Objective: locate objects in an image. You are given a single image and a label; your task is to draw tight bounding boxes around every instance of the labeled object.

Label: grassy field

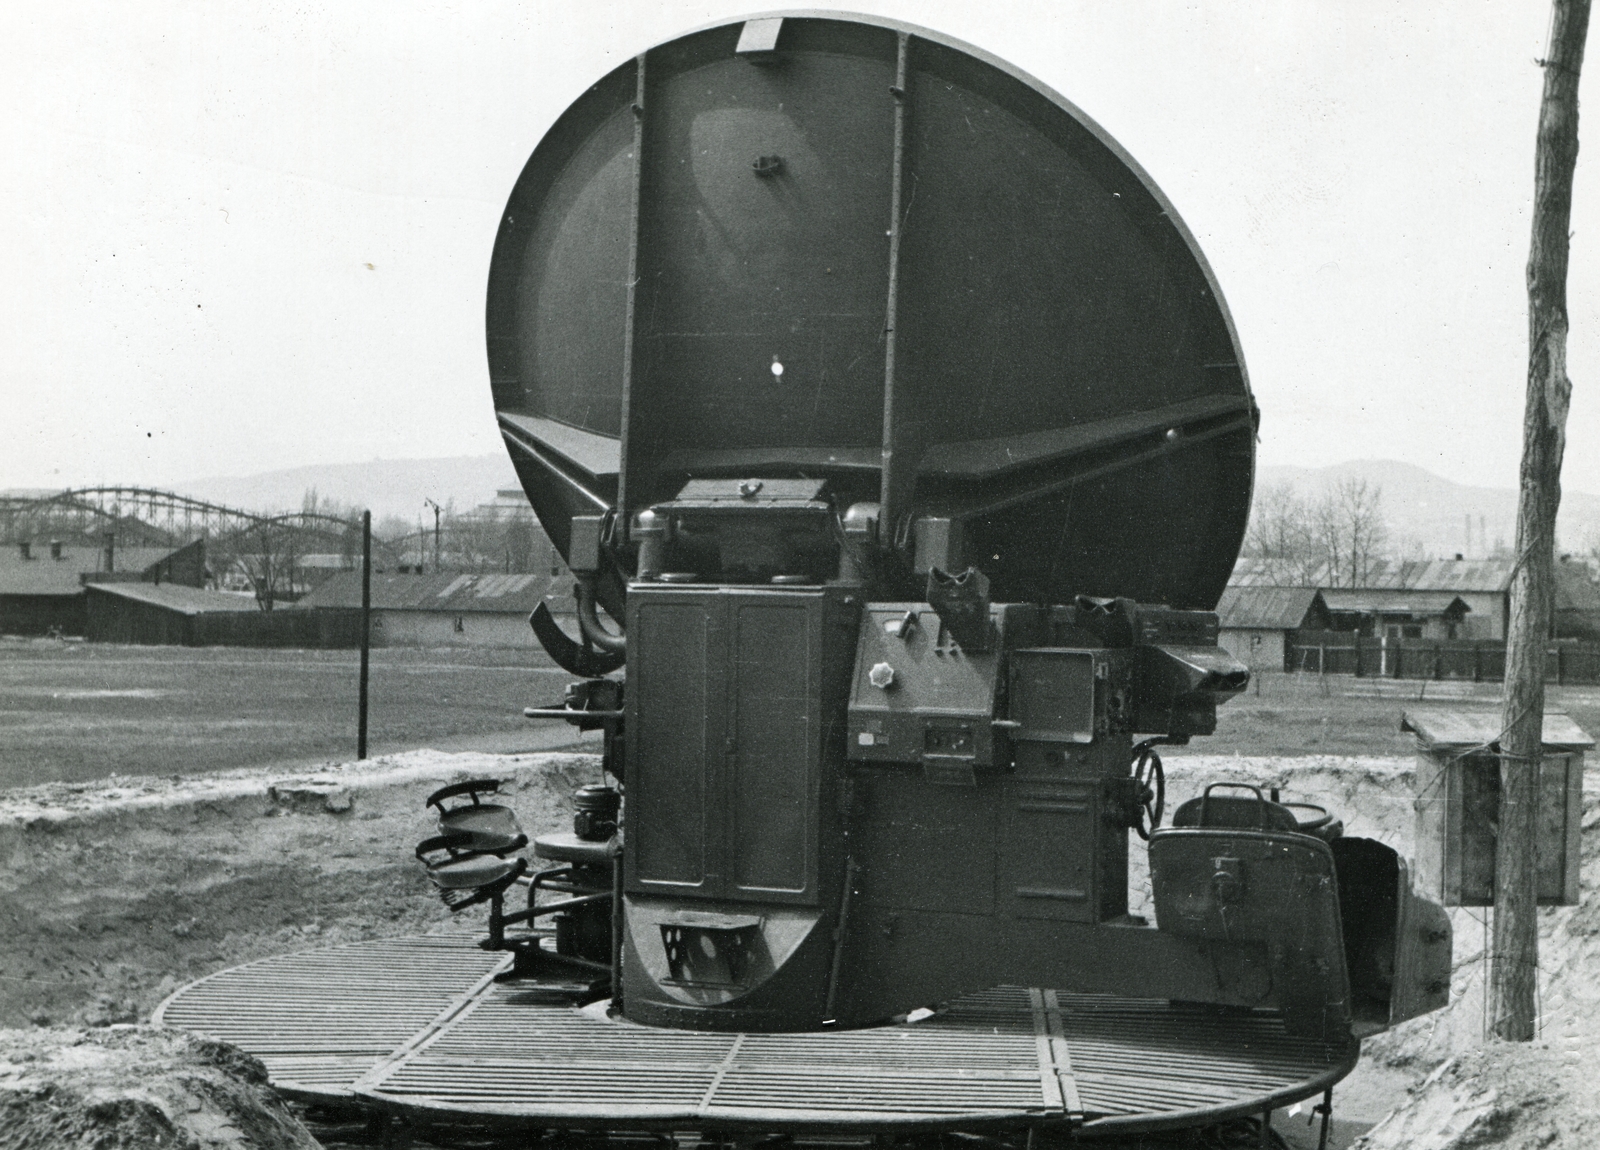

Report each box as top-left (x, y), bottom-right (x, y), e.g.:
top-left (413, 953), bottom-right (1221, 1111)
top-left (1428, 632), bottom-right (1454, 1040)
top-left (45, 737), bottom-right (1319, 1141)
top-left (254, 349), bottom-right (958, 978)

top-left (1185, 669), bottom-right (1600, 759)
top-left (0, 638), bottom-right (594, 788)
top-left (5, 638), bottom-right (1598, 789)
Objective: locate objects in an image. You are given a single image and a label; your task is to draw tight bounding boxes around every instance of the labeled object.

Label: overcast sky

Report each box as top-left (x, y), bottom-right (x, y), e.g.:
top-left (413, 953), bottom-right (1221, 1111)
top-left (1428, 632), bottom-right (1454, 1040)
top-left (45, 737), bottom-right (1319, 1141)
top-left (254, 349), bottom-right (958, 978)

top-left (4, 1), bottom-right (1597, 497)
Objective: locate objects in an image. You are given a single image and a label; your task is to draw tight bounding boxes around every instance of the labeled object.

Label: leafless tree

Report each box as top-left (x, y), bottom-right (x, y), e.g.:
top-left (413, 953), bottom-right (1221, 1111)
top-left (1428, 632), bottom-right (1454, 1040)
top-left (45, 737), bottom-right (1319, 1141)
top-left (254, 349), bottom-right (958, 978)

top-left (1242, 478), bottom-right (1392, 587)
top-left (1241, 483), bottom-right (1323, 585)
top-left (1313, 477), bottom-right (1389, 588)
top-left (429, 503), bottom-right (558, 574)
top-left (229, 522), bottom-right (297, 611)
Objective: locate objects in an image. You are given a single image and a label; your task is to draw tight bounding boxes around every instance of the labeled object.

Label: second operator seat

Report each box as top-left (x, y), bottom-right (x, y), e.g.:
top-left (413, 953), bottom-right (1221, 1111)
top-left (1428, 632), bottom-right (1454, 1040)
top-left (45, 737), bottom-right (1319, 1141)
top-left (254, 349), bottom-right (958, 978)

top-left (1148, 783), bottom-right (1349, 1040)
top-left (415, 779), bottom-right (529, 910)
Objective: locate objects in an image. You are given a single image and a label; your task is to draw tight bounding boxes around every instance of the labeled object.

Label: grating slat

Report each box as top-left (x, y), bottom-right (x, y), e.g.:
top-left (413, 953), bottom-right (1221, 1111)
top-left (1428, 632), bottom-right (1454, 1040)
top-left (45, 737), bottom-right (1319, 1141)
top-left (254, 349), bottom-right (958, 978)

top-left (155, 934), bottom-right (508, 1098)
top-left (159, 937), bottom-right (1355, 1132)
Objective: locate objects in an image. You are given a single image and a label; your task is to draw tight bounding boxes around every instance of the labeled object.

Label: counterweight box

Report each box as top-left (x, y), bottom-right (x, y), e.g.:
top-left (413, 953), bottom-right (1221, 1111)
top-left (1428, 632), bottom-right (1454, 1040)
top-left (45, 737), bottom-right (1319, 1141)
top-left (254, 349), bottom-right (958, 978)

top-left (1404, 707), bottom-right (1591, 907)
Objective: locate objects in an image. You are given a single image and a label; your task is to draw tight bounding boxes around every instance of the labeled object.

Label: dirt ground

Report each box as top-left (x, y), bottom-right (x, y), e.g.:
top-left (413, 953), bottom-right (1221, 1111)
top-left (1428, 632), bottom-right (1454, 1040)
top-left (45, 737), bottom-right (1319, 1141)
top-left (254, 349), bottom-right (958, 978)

top-left (1352, 1040), bottom-right (1600, 1150)
top-left (0, 750), bottom-right (600, 1031)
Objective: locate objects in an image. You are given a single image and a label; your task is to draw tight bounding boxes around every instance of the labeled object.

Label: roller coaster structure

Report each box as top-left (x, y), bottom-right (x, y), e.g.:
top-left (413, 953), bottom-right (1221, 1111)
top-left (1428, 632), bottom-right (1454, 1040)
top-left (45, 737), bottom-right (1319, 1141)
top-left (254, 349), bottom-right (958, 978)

top-left (0, 488), bottom-right (413, 602)
top-left (0, 487), bottom-right (358, 551)
top-left (0, 486), bottom-right (551, 592)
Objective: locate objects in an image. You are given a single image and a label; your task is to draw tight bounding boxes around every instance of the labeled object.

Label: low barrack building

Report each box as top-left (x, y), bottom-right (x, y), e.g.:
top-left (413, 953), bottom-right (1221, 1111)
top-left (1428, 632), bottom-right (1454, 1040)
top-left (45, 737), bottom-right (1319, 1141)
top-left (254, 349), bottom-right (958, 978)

top-left (1320, 588), bottom-right (1473, 641)
top-left (84, 581), bottom-right (364, 648)
top-left (0, 539), bottom-right (203, 637)
top-left (298, 570), bottom-right (566, 647)
top-left (1231, 556), bottom-right (1514, 639)
top-left (1215, 586), bottom-right (1329, 670)
top-left (84, 582), bottom-right (262, 645)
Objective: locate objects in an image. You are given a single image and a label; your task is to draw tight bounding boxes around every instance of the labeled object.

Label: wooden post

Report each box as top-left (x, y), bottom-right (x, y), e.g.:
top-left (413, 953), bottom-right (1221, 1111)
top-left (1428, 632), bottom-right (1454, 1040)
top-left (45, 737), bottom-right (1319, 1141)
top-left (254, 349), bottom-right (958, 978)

top-left (1494, 0), bottom-right (1590, 1043)
top-left (359, 510), bottom-right (372, 761)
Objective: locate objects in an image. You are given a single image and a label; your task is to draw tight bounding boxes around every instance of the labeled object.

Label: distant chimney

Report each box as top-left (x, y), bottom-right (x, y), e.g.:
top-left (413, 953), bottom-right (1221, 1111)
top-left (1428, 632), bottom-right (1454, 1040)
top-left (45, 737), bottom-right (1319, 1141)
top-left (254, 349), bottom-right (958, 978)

top-left (50, 540), bottom-right (62, 561)
top-left (18, 541), bottom-right (30, 560)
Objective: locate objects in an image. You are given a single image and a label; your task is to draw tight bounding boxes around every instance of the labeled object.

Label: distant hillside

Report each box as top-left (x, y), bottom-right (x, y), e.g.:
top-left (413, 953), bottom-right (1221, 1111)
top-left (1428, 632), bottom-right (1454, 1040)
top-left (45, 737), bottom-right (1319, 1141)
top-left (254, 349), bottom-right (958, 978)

top-left (169, 455), bottom-right (519, 523)
top-left (1255, 459), bottom-right (1600, 559)
top-left (164, 454), bottom-right (1600, 560)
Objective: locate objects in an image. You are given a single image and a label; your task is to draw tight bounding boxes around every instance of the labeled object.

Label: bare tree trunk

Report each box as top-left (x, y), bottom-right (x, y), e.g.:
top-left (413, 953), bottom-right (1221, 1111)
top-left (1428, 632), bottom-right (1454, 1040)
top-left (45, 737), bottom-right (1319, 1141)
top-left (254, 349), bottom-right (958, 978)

top-left (1494, 0), bottom-right (1590, 1042)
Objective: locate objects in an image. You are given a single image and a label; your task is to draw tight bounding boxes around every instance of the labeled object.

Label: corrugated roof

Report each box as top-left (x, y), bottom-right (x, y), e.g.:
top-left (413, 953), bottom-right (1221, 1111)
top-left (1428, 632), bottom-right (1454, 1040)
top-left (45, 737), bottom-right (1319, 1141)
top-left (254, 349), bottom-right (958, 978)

top-left (1216, 586), bottom-right (1323, 630)
top-left (85, 582), bottom-right (262, 616)
top-left (1231, 557), bottom-right (1515, 593)
top-left (0, 545), bottom-right (179, 597)
top-left (297, 570), bottom-right (553, 614)
top-left (1321, 589), bottom-right (1471, 616)
top-left (1401, 707), bottom-right (1593, 751)
top-left (1367, 559), bottom-right (1514, 593)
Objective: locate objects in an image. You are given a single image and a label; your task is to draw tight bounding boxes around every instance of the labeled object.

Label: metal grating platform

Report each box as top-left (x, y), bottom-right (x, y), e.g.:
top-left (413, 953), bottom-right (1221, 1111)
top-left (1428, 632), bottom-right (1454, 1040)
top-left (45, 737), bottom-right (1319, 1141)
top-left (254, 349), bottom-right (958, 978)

top-left (153, 935), bottom-right (507, 1100)
top-left (155, 936), bottom-right (1356, 1134)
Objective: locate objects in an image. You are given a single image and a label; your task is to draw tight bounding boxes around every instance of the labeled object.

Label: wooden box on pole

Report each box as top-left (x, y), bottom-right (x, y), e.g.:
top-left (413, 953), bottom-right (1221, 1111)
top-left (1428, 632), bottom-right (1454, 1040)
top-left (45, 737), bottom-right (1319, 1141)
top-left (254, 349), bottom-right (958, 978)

top-left (1404, 707), bottom-right (1589, 906)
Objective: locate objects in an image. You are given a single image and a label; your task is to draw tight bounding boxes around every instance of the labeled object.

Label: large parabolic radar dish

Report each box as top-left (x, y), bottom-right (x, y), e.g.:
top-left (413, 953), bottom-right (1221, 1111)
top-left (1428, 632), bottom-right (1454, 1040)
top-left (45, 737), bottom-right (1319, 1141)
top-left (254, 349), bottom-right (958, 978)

top-left (487, 11), bottom-right (1256, 609)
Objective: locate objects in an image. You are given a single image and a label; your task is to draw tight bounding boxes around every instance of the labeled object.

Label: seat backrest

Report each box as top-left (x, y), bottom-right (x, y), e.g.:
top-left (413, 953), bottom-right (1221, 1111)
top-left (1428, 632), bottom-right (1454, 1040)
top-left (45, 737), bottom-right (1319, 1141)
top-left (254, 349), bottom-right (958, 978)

top-left (1149, 825), bottom-right (1337, 944)
top-left (438, 803), bottom-right (525, 852)
top-left (1169, 783), bottom-right (1300, 834)
top-left (1148, 821), bottom-right (1350, 1038)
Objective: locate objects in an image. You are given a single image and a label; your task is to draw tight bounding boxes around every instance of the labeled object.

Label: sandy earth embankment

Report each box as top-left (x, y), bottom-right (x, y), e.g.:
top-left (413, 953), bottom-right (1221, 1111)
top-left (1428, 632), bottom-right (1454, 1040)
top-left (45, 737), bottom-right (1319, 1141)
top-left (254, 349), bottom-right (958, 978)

top-left (1, 1026), bottom-right (319, 1150)
top-left (0, 750), bottom-right (599, 1031)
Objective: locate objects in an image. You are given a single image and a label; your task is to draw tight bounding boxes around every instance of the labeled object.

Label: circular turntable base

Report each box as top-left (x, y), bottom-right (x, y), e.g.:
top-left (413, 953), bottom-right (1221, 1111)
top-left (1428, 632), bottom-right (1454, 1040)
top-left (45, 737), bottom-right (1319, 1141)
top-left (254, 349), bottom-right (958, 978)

top-left (155, 936), bottom-right (1354, 1136)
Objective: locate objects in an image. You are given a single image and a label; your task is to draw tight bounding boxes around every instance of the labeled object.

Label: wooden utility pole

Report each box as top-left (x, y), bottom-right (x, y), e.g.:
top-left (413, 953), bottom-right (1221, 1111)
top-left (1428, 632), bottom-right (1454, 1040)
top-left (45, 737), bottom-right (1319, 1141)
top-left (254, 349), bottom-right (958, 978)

top-left (359, 510), bottom-right (372, 761)
top-left (1493, 0), bottom-right (1590, 1042)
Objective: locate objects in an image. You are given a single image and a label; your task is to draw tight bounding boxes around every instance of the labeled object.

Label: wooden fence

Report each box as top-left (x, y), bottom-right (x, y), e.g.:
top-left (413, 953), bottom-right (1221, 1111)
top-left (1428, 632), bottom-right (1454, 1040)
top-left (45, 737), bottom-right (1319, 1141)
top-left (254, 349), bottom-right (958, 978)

top-left (1287, 630), bottom-right (1600, 685)
top-left (187, 607), bottom-right (364, 649)
top-left (85, 597), bottom-right (363, 648)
